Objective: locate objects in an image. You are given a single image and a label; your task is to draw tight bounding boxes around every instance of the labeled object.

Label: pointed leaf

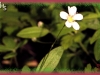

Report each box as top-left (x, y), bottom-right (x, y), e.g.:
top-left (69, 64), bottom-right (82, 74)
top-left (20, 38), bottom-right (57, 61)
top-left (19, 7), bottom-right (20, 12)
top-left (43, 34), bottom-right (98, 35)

top-left (69, 43), bottom-right (80, 52)
top-left (7, 5), bottom-right (18, 12)
top-left (61, 34), bottom-right (74, 50)
top-left (21, 66), bottom-right (31, 72)
top-left (3, 52), bottom-right (16, 59)
top-left (74, 32), bottom-right (85, 43)
top-left (94, 39), bottom-right (100, 61)
top-left (17, 27), bottom-right (49, 38)
top-left (36, 46), bottom-right (64, 72)
top-left (0, 11), bottom-right (29, 19)
top-left (0, 45), bottom-right (14, 52)
top-left (15, 40), bottom-right (28, 50)
top-left (52, 9), bottom-right (62, 23)
top-left (51, 23), bottom-right (74, 38)
top-left (90, 29), bottom-right (100, 44)
top-left (83, 12), bottom-right (100, 20)
top-left (84, 64), bottom-right (92, 72)
top-left (2, 36), bottom-right (16, 49)
top-left (87, 19), bottom-right (100, 30)
top-left (70, 56), bottom-right (83, 69)
top-left (4, 26), bottom-right (19, 35)
top-left (56, 51), bottom-right (75, 70)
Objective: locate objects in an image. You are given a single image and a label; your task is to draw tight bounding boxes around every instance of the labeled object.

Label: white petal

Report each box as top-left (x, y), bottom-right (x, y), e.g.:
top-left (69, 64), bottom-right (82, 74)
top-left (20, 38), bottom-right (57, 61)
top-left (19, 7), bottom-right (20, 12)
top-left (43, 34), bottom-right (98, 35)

top-left (72, 22), bottom-right (80, 30)
top-left (73, 14), bottom-right (83, 20)
top-left (68, 6), bottom-right (77, 16)
top-left (65, 21), bottom-right (72, 28)
top-left (60, 11), bottom-right (68, 20)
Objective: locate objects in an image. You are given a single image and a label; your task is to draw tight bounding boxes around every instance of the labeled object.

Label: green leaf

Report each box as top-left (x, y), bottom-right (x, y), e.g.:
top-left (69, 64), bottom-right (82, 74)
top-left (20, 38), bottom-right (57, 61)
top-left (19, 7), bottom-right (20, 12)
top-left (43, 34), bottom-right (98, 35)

top-left (0, 45), bottom-right (14, 52)
top-left (93, 4), bottom-right (100, 11)
top-left (87, 19), bottom-right (100, 30)
top-left (0, 22), bottom-right (2, 29)
top-left (94, 39), bottom-right (100, 61)
top-left (20, 15), bottom-right (37, 26)
top-left (1, 17), bottom-right (20, 25)
top-left (74, 32), bottom-right (85, 43)
top-left (21, 66), bottom-right (31, 72)
top-left (81, 12), bottom-right (100, 30)
top-left (17, 27), bottom-right (49, 38)
top-left (3, 52), bottom-right (16, 59)
top-left (84, 64), bottom-right (92, 72)
top-left (70, 56), bottom-right (83, 69)
top-left (0, 11), bottom-right (28, 19)
top-left (83, 12), bottom-right (100, 19)
top-left (48, 4), bottom-right (55, 10)
top-left (36, 46), bottom-right (64, 72)
top-left (51, 22), bottom-right (74, 38)
top-left (0, 37), bottom-right (22, 52)
top-left (61, 34), bottom-right (74, 50)
top-left (90, 29), bottom-right (100, 44)
top-left (82, 19), bottom-right (100, 30)
top-left (79, 12), bottom-right (100, 30)
top-left (42, 8), bottom-right (51, 18)
top-left (0, 11), bottom-right (30, 28)
top-left (84, 39), bottom-right (90, 48)
top-left (69, 43), bottom-right (80, 52)
top-left (78, 22), bottom-right (88, 31)
top-left (7, 5), bottom-right (18, 12)
top-left (2, 36), bottom-right (17, 49)
top-left (56, 50), bottom-right (75, 70)
top-left (4, 26), bottom-right (19, 35)
top-left (52, 9), bottom-right (62, 23)
top-left (15, 40), bottom-right (28, 49)
top-left (92, 67), bottom-right (98, 72)
top-left (30, 5), bottom-right (38, 17)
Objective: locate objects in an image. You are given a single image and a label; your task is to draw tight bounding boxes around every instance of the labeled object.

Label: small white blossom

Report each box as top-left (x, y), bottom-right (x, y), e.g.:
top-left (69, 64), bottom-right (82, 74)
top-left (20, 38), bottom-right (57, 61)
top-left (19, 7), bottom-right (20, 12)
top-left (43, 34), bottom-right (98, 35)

top-left (38, 21), bottom-right (43, 27)
top-left (60, 6), bottom-right (83, 30)
top-left (32, 37), bottom-right (37, 42)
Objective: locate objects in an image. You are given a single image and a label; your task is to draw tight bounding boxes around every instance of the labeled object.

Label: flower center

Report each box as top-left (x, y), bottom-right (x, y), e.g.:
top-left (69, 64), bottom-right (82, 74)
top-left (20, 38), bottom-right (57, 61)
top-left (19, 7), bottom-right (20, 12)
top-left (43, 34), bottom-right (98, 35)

top-left (67, 16), bottom-right (74, 23)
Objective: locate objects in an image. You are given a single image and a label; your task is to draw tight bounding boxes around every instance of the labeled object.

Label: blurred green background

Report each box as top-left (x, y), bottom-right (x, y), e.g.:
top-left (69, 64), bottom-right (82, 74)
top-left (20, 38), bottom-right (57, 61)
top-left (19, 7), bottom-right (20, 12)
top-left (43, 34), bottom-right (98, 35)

top-left (0, 3), bottom-right (100, 72)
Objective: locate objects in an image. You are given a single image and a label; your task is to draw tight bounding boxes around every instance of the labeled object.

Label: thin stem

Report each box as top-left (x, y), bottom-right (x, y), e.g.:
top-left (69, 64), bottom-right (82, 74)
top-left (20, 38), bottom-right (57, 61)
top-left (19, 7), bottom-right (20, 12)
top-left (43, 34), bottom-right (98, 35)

top-left (40, 25), bottom-right (65, 69)
top-left (36, 40), bottom-right (53, 44)
top-left (14, 56), bottom-right (19, 68)
top-left (50, 25), bottom-right (65, 50)
top-left (79, 42), bottom-right (97, 65)
top-left (10, 58), bottom-right (13, 67)
top-left (79, 42), bottom-right (89, 55)
top-left (94, 6), bottom-right (100, 15)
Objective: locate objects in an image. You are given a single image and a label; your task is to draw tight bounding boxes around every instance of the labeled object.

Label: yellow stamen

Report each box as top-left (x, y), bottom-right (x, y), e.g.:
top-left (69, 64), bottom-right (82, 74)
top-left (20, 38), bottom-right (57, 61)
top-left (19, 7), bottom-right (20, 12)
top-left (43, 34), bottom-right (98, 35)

top-left (68, 16), bottom-right (74, 22)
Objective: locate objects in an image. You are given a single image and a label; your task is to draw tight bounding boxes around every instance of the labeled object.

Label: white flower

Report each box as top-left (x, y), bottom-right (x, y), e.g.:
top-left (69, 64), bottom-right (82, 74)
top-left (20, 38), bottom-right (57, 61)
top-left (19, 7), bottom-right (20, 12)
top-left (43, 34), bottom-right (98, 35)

top-left (60, 6), bottom-right (83, 30)
top-left (38, 21), bottom-right (43, 27)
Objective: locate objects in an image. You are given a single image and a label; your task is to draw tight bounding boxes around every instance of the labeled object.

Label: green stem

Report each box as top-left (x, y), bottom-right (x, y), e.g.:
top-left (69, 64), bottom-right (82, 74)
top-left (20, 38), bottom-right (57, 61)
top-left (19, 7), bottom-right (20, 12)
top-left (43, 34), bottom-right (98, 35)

top-left (79, 42), bottom-right (97, 65)
top-left (50, 25), bottom-right (65, 50)
top-left (94, 6), bottom-right (100, 15)
top-left (14, 56), bottom-right (19, 68)
top-left (10, 58), bottom-right (13, 67)
top-left (36, 40), bottom-right (53, 44)
top-left (40, 25), bottom-right (65, 69)
top-left (79, 42), bottom-right (89, 55)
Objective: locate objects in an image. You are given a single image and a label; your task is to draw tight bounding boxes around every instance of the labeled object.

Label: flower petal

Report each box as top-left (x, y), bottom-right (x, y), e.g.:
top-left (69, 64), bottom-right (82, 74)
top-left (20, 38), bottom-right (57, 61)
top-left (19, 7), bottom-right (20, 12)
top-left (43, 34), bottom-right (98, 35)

top-left (65, 21), bottom-right (72, 28)
top-left (60, 11), bottom-right (68, 20)
top-left (68, 6), bottom-right (77, 16)
top-left (73, 14), bottom-right (83, 20)
top-left (72, 22), bottom-right (80, 30)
